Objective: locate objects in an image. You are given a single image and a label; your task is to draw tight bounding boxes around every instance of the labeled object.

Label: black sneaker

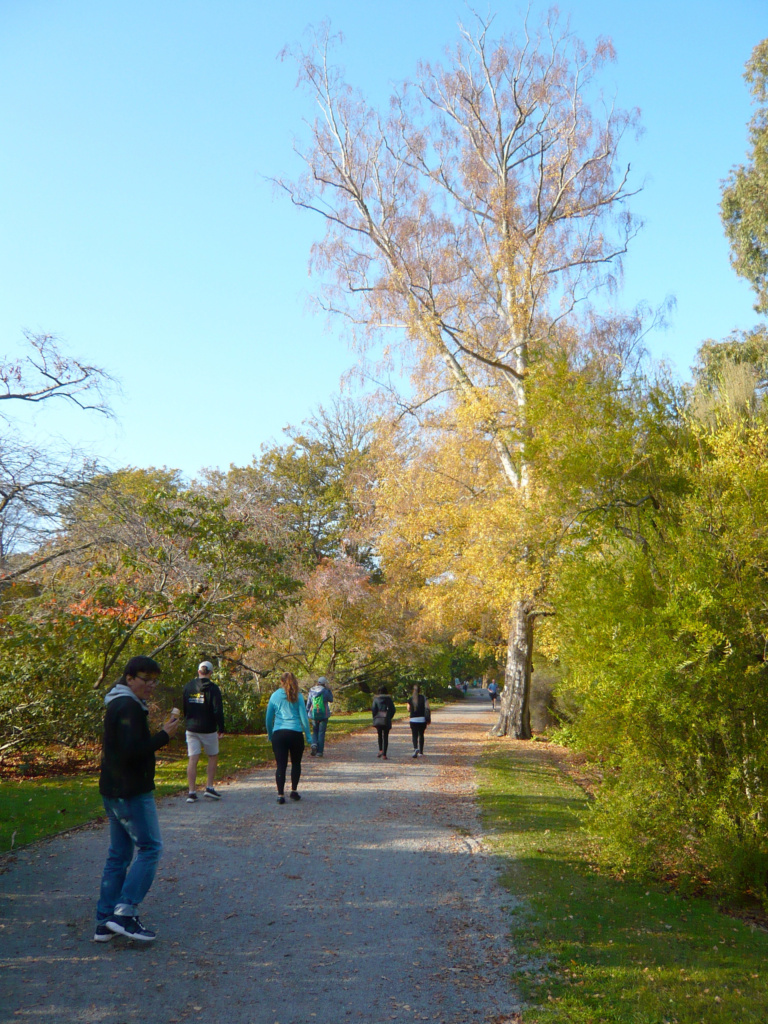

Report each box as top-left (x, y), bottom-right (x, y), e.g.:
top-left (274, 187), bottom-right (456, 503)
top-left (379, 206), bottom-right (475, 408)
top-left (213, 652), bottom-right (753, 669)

top-left (186, 792), bottom-right (198, 803)
top-left (93, 922), bottom-right (114, 943)
top-left (289, 791), bottom-right (301, 801)
top-left (277, 795), bottom-right (286, 804)
top-left (203, 787), bottom-right (221, 800)
top-left (106, 914), bottom-right (157, 942)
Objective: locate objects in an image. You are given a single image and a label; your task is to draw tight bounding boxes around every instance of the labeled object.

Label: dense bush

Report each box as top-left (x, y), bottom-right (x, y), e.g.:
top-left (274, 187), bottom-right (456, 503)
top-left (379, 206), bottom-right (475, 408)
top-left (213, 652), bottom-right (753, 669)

top-left (551, 421), bottom-right (768, 901)
top-left (218, 677), bottom-right (269, 733)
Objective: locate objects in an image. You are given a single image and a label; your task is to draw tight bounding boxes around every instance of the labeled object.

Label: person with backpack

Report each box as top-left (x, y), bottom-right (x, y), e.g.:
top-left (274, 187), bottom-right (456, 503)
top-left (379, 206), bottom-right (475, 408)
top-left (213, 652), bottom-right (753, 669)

top-left (266, 671), bottom-right (313, 804)
top-left (305, 675), bottom-right (334, 758)
top-left (371, 685), bottom-right (396, 759)
top-left (182, 661), bottom-right (225, 802)
top-left (407, 684), bottom-right (431, 758)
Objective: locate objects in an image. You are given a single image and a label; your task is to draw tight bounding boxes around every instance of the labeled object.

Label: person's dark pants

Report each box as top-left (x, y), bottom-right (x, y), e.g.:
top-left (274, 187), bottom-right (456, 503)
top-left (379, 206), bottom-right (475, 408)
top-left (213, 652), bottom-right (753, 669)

top-left (271, 729), bottom-right (305, 795)
top-left (410, 723), bottom-right (426, 753)
top-left (375, 724), bottom-right (391, 755)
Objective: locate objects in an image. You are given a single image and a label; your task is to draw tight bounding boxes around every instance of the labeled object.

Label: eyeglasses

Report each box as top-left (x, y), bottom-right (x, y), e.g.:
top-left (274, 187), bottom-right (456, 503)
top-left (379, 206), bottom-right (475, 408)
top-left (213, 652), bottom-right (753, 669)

top-left (135, 674), bottom-right (160, 685)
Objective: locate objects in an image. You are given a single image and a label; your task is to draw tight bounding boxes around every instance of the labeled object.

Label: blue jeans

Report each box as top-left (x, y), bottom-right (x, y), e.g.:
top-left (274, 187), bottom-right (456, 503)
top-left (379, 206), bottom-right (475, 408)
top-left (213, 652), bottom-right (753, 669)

top-left (96, 793), bottom-right (163, 922)
top-left (311, 718), bottom-right (328, 754)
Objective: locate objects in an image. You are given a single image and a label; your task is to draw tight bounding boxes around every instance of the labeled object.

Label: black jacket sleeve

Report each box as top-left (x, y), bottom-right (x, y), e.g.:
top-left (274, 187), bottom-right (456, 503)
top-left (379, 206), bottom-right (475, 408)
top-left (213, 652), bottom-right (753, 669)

top-left (211, 683), bottom-right (225, 733)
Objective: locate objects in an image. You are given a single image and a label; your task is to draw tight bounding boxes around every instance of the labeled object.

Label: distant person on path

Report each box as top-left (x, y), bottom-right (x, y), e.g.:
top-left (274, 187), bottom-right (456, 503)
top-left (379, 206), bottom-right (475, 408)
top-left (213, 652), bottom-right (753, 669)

top-left (305, 675), bottom-right (334, 757)
top-left (94, 655), bottom-right (179, 943)
top-left (183, 661), bottom-right (225, 803)
top-left (266, 671), bottom-right (313, 804)
top-left (371, 685), bottom-right (396, 759)
top-left (487, 679), bottom-right (499, 711)
top-left (407, 684), bottom-right (430, 758)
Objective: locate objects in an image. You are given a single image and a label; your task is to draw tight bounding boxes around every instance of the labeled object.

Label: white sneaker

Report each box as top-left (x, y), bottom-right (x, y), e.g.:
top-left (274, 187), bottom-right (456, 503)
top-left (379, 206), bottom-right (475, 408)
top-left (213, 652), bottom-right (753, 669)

top-left (412, 749), bottom-right (419, 758)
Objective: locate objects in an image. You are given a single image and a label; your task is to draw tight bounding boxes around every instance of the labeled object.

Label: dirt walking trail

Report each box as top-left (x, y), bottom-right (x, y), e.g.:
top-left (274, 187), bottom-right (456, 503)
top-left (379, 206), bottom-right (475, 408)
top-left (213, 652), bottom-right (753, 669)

top-left (0, 694), bottom-right (522, 1024)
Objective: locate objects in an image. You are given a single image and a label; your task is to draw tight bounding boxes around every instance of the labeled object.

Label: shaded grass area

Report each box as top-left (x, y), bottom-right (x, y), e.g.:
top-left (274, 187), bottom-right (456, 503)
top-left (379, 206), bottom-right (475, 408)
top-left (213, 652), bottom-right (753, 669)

top-left (0, 711), bottom-right (376, 852)
top-left (478, 742), bottom-right (768, 1024)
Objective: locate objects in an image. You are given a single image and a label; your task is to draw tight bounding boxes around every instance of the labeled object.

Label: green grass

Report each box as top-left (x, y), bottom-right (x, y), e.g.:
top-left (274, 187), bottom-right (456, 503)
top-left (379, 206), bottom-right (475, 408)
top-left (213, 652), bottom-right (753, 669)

top-left (477, 743), bottom-right (768, 1024)
top-left (0, 711), bottom-right (376, 852)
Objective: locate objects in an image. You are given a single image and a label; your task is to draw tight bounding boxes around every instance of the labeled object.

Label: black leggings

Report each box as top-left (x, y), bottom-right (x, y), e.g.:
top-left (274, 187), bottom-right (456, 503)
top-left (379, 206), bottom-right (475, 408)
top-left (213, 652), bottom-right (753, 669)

top-left (271, 729), bottom-right (305, 795)
top-left (410, 723), bottom-right (426, 753)
top-left (375, 724), bottom-right (391, 755)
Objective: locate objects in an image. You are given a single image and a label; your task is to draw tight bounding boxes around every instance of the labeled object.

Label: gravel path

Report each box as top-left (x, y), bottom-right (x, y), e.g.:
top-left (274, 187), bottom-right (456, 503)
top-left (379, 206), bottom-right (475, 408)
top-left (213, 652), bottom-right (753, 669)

top-left (0, 693), bottom-right (522, 1023)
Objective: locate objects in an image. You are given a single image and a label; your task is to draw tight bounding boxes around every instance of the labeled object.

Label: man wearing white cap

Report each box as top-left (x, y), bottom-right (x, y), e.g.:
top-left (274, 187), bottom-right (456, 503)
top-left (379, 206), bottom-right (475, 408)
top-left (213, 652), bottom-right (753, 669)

top-left (182, 661), bottom-right (225, 802)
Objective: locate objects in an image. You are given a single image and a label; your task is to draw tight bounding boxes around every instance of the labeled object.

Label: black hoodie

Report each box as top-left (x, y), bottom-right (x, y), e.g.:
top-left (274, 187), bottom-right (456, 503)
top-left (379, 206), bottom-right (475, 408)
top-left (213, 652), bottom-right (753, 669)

top-left (99, 685), bottom-right (169, 798)
top-left (182, 677), bottom-right (225, 734)
top-left (371, 694), bottom-right (396, 727)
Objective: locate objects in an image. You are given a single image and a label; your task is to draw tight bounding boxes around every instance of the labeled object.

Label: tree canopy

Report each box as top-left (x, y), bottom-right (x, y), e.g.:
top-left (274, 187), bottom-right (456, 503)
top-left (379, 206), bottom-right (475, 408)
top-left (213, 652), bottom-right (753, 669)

top-left (280, 10), bottom-right (647, 737)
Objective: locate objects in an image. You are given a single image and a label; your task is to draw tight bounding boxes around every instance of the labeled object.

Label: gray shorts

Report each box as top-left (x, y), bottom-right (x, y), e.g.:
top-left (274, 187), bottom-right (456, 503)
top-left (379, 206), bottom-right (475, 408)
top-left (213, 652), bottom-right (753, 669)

top-left (186, 731), bottom-right (219, 756)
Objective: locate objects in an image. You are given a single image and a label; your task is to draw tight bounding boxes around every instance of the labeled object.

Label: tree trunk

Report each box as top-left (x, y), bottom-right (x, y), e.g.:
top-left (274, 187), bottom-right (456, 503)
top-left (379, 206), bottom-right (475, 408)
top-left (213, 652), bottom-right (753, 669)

top-left (491, 599), bottom-right (533, 739)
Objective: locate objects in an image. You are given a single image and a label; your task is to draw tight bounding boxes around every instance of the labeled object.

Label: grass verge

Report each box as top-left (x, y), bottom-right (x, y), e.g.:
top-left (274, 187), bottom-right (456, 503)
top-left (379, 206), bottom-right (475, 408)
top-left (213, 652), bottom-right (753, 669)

top-left (0, 711), bottom-right (377, 853)
top-left (477, 741), bottom-right (768, 1024)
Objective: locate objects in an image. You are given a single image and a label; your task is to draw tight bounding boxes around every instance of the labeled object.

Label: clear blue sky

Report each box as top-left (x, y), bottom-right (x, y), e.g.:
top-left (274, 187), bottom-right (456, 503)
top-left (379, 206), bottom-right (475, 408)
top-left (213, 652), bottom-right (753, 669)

top-left (0, 0), bottom-right (764, 476)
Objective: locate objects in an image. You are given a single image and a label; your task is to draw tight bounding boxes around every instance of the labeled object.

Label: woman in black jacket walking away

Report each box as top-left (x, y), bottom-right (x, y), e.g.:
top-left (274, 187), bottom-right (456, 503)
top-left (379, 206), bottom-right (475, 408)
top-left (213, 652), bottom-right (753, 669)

top-left (408, 684), bottom-right (430, 758)
top-left (371, 685), bottom-right (396, 759)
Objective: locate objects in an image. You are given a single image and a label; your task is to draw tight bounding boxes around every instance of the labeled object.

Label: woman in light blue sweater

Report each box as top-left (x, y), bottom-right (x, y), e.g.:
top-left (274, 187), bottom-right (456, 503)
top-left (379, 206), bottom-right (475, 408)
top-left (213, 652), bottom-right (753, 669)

top-left (265, 672), bottom-right (313, 804)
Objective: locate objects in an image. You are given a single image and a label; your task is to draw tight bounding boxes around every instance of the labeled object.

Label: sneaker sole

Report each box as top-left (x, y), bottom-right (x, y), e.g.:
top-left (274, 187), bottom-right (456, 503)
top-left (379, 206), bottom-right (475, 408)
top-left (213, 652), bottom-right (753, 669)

top-left (93, 931), bottom-right (114, 943)
top-left (105, 921), bottom-right (156, 942)
top-left (203, 792), bottom-right (221, 799)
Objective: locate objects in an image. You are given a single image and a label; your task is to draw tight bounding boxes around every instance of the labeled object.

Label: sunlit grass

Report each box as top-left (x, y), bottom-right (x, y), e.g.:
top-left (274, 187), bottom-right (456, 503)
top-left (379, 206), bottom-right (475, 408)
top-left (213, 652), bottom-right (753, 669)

top-left (478, 744), bottom-right (768, 1023)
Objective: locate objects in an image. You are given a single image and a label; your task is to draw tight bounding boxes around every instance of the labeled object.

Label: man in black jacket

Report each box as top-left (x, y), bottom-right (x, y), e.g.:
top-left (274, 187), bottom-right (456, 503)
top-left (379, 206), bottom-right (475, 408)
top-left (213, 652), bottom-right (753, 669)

top-left (94, 656), bottom-right (179, 943)
top-left (183, 661), bottom-right (225, 802)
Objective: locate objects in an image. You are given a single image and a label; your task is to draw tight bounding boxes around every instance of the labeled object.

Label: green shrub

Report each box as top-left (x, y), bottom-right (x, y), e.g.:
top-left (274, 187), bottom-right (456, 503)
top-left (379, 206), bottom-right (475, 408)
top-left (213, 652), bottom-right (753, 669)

top-left (549, 422), bottom-right (768, 902)
top-left (219, 677), bottom-right (268, 733)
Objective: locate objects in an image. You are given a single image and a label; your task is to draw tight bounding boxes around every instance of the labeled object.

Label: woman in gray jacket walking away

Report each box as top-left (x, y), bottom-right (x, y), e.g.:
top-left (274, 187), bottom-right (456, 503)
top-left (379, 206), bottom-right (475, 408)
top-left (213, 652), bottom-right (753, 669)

top-left (371, 685), bottom-right (396, 759)
top-left (265, 672), bottom-right (313, 804)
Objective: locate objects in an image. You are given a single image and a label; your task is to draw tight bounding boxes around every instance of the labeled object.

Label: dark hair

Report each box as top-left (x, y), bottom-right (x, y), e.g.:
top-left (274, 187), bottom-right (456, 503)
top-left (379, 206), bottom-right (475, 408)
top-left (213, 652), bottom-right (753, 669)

top-left (377, 684), bottom-right (388, 695)
top-left (411, 683), bottom-right (421, 705)
top-left (121, 656), bottom-right (162, 683)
